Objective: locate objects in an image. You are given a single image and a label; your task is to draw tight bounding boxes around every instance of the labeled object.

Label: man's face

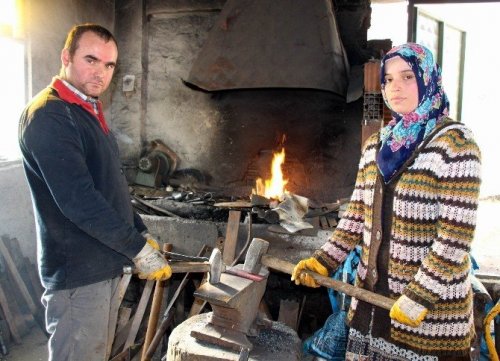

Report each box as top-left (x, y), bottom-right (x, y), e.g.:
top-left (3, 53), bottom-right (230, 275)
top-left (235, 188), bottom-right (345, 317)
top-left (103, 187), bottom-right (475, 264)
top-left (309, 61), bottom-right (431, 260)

top-left (61, 31), bottom-right (118, 98)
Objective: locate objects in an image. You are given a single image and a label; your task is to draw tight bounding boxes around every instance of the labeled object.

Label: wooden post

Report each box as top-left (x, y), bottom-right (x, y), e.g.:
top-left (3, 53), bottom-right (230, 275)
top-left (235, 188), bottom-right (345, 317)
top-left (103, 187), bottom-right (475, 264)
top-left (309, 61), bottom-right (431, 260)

top-left (0, 286), bottom-right (21, 344)
top-left (141, 243), bottom-right (172, 361)
top-left (222, 210), bottom-right (241, 265)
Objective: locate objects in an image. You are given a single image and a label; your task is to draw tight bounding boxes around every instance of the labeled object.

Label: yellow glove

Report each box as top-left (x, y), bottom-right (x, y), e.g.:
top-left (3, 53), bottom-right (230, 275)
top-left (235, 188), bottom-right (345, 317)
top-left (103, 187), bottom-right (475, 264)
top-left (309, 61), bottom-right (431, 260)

top-left (133, 236), bottom-right (172, 281)
top-left (389, 295), bottom-right (428, 327)
top-left (291, 257), bottom-right (328, 288)
top-left (145, 235), bottom-right (160, 250)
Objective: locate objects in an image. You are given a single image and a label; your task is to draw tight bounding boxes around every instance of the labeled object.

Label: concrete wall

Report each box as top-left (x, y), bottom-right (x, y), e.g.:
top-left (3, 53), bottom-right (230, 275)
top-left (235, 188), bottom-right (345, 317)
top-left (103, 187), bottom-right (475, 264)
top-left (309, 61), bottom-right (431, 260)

top-left (142, 215), bottom-right (327, 263)
top-left (111, 0), bottom-right (225, 162)
top-left (109, 0), bottom-right (146, 160)
top-left (0, 162), bottom-right (37, 261)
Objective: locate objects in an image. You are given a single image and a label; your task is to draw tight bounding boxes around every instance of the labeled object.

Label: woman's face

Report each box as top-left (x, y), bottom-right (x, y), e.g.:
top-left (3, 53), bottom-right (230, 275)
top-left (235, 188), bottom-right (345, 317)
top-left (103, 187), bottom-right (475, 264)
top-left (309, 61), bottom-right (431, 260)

top-left (383, 56), bottom-right (419, 114)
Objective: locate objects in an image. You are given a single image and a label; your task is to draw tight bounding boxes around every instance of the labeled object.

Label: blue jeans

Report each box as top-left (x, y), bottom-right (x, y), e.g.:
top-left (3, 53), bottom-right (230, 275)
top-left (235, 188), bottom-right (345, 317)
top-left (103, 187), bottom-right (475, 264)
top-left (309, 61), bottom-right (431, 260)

top-left (42, 278), bottom-right (120, 361)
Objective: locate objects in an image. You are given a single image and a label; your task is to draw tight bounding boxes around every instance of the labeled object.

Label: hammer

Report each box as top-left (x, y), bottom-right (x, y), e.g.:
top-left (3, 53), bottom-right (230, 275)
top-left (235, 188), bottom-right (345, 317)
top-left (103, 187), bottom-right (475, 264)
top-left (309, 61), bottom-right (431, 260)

top-left (246, 238), bottom-right (395, 311)
top-left (167, 247), bottom-right (223, 284)
top-left (167, 248), bottom-right (265, 284)
top-left (143, 238), bottom-right (271, 360)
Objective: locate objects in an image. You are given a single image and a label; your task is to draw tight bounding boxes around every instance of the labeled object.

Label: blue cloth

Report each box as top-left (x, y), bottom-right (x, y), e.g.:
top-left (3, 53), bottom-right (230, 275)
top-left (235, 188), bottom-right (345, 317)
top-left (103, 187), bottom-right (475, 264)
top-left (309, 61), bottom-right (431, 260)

top-left (303, 247), bottom-right (361, 360)
top-left (302, 311), bottom-right (349, 361)
top-left (377, 43), bottom-right (450, 183)
top-left (469, 255), bottom-right (496, 361)
top-left (479, 301), bottom-right (496, 361)
top-left (19, 84), bottom-right (146, 291)
top-left (328, 247), bottom-right (361, 313)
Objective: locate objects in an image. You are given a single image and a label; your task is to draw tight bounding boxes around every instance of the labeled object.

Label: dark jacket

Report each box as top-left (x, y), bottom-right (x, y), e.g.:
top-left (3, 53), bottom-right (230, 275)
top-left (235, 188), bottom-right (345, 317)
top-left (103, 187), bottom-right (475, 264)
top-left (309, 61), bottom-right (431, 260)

top-left (19, 84), bottom-right (145, 291)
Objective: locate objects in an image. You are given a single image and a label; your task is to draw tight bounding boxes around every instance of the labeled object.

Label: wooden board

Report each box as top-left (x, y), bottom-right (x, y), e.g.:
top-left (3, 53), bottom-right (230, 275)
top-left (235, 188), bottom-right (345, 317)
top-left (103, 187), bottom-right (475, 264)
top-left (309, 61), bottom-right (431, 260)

top-left (123, 280), bottom-right (155, 351)
top-left (278, 299), bottom-right (300, 331)
top-left (0, 238), bottom-right (38, 315)
top-left (222, 210), bottom-right (241, 266)
top-left (213, 201), bottom-right (252, 209)
top-left (0, 286), bottom-right (21, 344)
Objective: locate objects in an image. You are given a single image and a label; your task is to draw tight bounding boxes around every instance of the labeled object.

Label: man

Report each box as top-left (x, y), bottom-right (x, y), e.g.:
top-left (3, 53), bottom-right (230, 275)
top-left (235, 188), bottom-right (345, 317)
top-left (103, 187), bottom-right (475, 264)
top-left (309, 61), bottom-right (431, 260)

top-left (19, 24), bottom-right (171, 361)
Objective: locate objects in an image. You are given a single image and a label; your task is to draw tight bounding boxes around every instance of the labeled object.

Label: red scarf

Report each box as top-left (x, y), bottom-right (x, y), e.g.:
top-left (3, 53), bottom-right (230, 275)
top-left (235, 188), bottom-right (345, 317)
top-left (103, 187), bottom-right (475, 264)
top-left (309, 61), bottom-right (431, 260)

top-left (51, 78), bottom-right (110, 134)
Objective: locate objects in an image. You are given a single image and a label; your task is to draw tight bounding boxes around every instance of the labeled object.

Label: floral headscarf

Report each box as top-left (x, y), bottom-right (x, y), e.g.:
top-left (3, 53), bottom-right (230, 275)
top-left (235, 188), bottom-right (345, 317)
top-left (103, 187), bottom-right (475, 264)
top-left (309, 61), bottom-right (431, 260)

top-left (377, 43), bottom-right (450, 183)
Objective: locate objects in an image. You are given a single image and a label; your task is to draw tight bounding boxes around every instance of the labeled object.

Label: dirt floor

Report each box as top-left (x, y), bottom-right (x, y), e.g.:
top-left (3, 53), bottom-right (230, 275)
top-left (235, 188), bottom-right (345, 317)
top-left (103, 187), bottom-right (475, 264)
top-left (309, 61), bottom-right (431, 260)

top-left (0, 325), bottom-right (47, 361)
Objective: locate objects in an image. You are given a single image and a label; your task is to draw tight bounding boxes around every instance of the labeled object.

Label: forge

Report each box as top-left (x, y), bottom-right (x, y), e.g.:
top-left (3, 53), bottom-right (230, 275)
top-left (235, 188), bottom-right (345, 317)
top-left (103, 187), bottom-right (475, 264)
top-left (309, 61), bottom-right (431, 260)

top-left (131, 89), bottom-right (362, 201)
top-left (113, 1), bottom-right (388, 358)
top-left (201, 90), bottom-right (363, 201)
top-left (115, 0), bottom-right (381, 204)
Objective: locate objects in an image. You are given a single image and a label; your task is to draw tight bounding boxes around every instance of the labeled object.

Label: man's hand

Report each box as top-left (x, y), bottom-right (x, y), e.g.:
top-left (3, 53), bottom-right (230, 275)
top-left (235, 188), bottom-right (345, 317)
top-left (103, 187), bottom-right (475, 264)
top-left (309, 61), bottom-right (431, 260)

top-left (133, 236), bottom-right (172, 281)
top-left (291, 257), bottom-right (328, 287)
top-left (389, 295), bottom-right (428, 327)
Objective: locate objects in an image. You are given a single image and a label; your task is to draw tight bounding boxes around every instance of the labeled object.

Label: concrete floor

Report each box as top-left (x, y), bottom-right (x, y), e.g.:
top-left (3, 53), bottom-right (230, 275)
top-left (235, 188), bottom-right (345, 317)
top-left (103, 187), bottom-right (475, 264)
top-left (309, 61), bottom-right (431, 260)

top-left (0, 326), bottom-right (47, 361)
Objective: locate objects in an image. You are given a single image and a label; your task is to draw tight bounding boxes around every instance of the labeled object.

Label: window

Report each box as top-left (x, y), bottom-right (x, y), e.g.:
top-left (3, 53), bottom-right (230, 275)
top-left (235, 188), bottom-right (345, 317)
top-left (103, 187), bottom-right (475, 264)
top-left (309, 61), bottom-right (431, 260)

top-left (0, 0), bottom-right (25, 161)
top-left (414, 10), bottom-right (466, 121)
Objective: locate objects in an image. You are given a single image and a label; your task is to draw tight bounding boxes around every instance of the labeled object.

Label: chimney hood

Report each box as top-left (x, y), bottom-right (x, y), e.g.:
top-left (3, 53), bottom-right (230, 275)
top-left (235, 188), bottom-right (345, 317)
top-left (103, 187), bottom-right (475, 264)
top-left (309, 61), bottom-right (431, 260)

top-left (185, 0), bottom-right (351, 97)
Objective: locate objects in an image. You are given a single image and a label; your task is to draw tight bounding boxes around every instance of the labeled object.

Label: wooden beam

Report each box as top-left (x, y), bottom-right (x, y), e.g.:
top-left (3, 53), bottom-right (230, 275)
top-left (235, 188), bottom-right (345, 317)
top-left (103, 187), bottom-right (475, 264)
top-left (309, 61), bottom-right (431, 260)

top-left (0, 286), bottom-right (21, 344)
top-left (123, 280), bottom-right (155, 351)
top-left (222, 210), bottom-right (241, 265)
top-left (0, 238), bottom-right (38, 315)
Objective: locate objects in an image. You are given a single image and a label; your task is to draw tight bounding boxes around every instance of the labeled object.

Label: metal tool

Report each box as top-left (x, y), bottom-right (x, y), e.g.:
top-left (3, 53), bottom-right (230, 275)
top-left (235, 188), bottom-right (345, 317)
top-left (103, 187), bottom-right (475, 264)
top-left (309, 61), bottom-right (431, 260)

top-left (168, 248), bottom-right (223, 284)
top-left (190, 238), bottom-right (271, 352)
top-left (130, 247), bottom-right (222, 284)
top-left (164, 247), bottom-right (265, 284)
top-left (143, 240), bottom-right (269, 359)
top-left (260, 254), bottom-right (395, 311)
top-left (163, 251), bottom-right (208, 262)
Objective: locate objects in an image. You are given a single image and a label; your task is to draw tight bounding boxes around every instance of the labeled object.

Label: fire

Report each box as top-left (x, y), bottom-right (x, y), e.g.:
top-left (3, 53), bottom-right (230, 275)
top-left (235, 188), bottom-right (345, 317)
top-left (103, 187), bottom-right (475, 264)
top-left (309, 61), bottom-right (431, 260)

top-left (254, 148), bottom-right (288, 200)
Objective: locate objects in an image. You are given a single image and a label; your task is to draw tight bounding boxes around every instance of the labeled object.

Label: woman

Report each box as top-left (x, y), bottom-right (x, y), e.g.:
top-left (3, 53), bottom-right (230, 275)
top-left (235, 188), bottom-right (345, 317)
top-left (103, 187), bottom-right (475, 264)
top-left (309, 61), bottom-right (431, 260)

top-left (292, 43), bottom-right (481, 360)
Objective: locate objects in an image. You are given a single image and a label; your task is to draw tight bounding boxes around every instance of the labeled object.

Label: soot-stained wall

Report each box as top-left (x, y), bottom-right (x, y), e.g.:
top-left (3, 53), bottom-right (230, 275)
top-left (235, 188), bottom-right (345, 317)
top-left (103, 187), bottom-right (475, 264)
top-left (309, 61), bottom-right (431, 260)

top-left (111, 0), bottom-right (363, 202)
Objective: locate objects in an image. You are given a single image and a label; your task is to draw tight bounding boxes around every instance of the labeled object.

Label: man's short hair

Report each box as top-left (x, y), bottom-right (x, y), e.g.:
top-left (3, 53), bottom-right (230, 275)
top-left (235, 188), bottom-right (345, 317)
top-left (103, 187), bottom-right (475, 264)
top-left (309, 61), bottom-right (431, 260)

top-left (64, 23), bottom-right (117, 58)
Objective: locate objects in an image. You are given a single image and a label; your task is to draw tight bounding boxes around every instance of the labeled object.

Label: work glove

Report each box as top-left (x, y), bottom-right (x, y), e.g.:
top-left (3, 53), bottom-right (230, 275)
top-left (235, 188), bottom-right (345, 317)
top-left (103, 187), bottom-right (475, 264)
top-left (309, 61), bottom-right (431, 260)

top-left (291, 257), bottom-right (328, 288)
top-left (133, 236), bottom-right (172, 281)
top-left (389, 294), bottom-right (428, 327)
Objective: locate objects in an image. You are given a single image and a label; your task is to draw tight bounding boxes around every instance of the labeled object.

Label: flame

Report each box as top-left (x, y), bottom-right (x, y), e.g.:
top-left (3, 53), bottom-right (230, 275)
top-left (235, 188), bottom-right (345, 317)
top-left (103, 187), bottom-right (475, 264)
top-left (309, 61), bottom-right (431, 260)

top-left (253, 147), bottom-right (288, 199)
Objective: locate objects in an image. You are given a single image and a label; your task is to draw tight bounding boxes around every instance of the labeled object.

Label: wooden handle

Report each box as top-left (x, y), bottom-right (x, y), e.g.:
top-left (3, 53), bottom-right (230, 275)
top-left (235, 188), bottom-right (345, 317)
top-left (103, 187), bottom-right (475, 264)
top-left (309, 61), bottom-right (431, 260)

top-left (169, 261), bottom-right (210, 274)
top-left (144, 245), bottom-right (210, 360)
top-left (261, 254), bottom-right (395, 311)
top-left (141, 243), bottom-right (172, 361)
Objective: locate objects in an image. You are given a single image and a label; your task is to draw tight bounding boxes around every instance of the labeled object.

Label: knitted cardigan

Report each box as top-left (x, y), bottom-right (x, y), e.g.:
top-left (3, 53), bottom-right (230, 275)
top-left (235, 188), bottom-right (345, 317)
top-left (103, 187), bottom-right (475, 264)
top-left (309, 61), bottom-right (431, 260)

top-left (315, 122), bottom-right (481, 357)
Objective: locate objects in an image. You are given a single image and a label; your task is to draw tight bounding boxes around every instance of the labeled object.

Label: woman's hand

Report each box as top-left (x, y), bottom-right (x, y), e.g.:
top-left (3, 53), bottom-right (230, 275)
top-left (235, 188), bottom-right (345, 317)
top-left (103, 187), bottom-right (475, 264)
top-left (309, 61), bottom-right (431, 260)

top-left (390, 295), bottom-right (428, 327)
top-left (291, 257), bottom-right (328, 287)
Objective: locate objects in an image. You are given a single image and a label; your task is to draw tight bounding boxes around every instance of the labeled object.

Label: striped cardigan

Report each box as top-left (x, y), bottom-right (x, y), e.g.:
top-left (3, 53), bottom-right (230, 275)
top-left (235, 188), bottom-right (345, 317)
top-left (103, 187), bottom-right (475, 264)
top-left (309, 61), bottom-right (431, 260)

top-left (315, 122), bottom-right (481, 357)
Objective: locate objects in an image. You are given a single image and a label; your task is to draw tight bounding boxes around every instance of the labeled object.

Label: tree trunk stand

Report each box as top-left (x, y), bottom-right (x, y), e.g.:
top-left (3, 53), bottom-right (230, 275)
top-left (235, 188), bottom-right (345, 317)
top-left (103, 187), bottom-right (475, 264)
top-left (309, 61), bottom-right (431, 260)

top-left (166, 312), bottom-right (301, 361)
